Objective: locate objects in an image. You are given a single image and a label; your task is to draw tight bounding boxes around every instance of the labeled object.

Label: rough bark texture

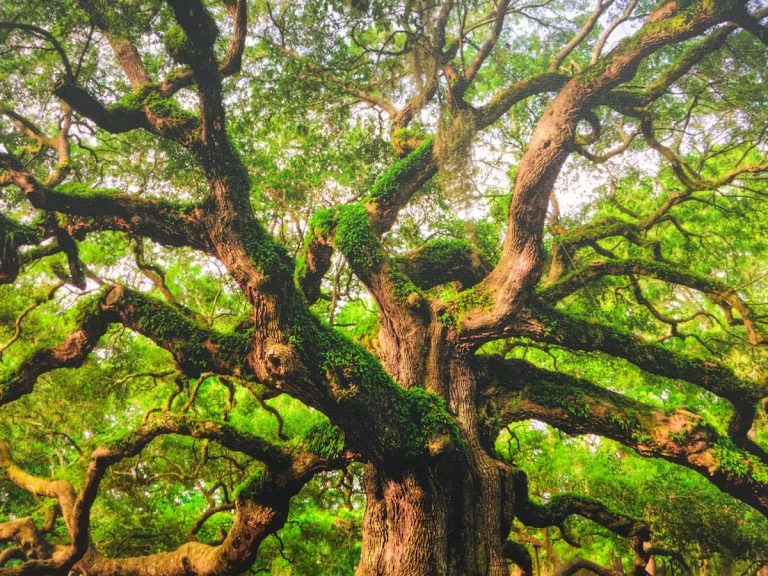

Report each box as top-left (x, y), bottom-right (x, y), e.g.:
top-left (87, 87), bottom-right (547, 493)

top-left (1, 1), bottom-right (767, 575)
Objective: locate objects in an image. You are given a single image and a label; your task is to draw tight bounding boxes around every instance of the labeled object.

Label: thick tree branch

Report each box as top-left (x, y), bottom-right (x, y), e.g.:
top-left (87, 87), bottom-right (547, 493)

top-left (0, 152), bottom-right (210, 251)
top-left (475, 73), bottom-right (569, 130)
top-left (0, 302), bottom-right (112, 408)
top-left (460, 0), bottom-right (746, 343)
top-left (296, 140), bottom-right (436, 303)
top-left (0, 286), bottom-right (254, 407)
top-left (52, 82), bottom-right (151, 133)
top-left (516, 303), bottom-right (768, 452)
top-left (509, 466), bottom-right (649, 540)
top-left (476, 355), bottom-right (768, 516)
top-left (0, 413), bottom-right (342, 576)
top-left (394, 238), bottom-right (491, 290)
top-left (100, 286), bottom-right (254, 378)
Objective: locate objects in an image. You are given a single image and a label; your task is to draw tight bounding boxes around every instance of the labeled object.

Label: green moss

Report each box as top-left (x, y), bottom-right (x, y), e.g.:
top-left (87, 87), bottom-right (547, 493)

top-left (713, 439), bottom-right (768, 484)
top-left (369, 138), bottom-right (433, 202)
top-left (631, 430), bottom-right (652, 444)
top-left (234, 468), bottom-right (269, 501)
top-left (238, 221), bottom-right (294, 285)
top-left (402, 387), bottom-right (464, 455)
top-left (608, 413), bottom-right (638, 434)
top-left (56, 182), bottom-right (115, 198)
top-left (285, 299), bottom-right (462, 459)
top-left (73, 292), bottom-right (105, 323)
top-left (438, 285), bottom-right (494, 328)
top-left (164, 24), bottom-right (190, 63)
top-left (530, 379), bottom-right (590, 418)
top-left (300, 420), bottom-right (346, 459)
top-left (387, 269), bottom-right (422, 302)
top-left (417, 238), bottom-right (472, 265)
top-left (307, 208), bottom-right (337, 238)
top-left (121, 290), bottom-right (251, 375)
top-left (334, 203), bottom-right (383, 274)
top-left (108, 83), bottom-right (198, 134)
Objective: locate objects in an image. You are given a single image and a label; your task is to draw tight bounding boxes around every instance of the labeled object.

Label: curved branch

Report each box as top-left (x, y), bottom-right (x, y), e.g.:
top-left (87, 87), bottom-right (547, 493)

top-left (99, 286), bottom-right (253, 378)
top-left (476, 355), bottom-right (768, 516)
top-left (509, 467), bottom-right (649, 540)
top-left (540, 257), bottom-right (767, 345)
top-left (394, 238), bottom-right (491, 290)
top-left (296, 140), bottom-right (436, 303)
top-left (0, 413), bottom-right (342, 576)
top-left (554, 558), bottom-right (622, 576)
top-left (475, 73), bottom-right (569, 130)
top-left (518, 303), bottom-right (768, 452)
top-left (459, 1), bottom-right (744, 343)
top-left (0, 153), bottom-right (210, 251)
top-left (0, 22), bottom-right (73, 79)
top-left (0, 301), bottom-right (112, 408)
top-left (0, 286), bottom-right (254, 407)
top-left (52, 82), bottom-right (150, 133)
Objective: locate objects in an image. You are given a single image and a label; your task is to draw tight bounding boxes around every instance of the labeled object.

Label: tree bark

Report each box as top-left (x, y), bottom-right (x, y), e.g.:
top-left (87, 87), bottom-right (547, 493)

top-left (354, 314), bottom-right (514, 576)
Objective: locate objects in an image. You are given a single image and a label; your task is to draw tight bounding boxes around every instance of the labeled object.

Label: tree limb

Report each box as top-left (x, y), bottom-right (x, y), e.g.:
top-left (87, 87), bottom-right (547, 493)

top-left (476, 355), bottom-right (768, 516)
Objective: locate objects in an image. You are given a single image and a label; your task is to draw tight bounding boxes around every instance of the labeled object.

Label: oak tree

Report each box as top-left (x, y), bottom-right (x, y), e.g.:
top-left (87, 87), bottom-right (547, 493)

top-left (1, 0), bottom-right (767, 574)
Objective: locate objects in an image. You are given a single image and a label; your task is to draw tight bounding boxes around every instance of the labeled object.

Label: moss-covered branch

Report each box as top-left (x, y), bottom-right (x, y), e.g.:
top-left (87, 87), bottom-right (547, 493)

top-left (0, 287), bottom-right (254, 408)
top-left (0, 412), bottom-right (342, 576)
top-left (53, 81), bottom-right (151, 133)
top-left (101, 286), bottom-right (253, 377)
top-left (476, 355), bottom-right (768, 516)
top-left (1, 153), bottom-right (210, 253)
top-left (267, 301), bottom-right (463, 464)
top-left (0, 300), bottom-right (113, 408)
top-left (394, 238), bottom-right (491, 290)
top-left (521, 303), bottom-right (767, 449)
top-left (463, 0), bottom-right (744, 343)
top-left (296, 140), bottom-right (436, 304)
top-left (0, 212), bottom-right (43, 284)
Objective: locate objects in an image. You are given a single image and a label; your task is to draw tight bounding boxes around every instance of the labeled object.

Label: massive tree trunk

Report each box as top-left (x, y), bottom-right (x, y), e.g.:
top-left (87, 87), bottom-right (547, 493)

top-left (2, 1), bottom-right (767, 575)
top-left (354, 313), bottom-right (513, 576)
top-left (356, 457), bottom-right (510, 576)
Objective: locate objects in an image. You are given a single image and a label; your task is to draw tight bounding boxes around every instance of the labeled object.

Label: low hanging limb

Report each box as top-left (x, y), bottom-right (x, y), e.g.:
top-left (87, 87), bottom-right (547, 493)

top-left (502, 466), bottom-right (650, 576)
top-left (0, 413), bottom-right (352, 576)
top-left (509, 467), bottom-right (649, 541)
top-left (476, 355), bottom-right (768, 516)
top-left (0, 286), bottom-right (254, 408)
top-left (507, 466), bottom-right (690, 576)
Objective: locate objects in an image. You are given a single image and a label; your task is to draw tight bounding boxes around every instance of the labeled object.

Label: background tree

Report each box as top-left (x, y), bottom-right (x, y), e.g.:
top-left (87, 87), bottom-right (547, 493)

top-left (1, 0), bottom-right (767, 575)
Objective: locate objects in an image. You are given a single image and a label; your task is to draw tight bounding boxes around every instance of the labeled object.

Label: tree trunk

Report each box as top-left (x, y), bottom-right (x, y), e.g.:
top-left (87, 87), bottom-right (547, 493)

top-left (355, 457), bottom-right (512, 576)
top-left (355, 333), bottom-right (514, 576)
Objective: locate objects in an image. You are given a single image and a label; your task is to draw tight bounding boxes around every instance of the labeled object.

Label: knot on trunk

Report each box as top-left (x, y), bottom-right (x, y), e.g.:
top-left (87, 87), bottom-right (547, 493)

top-left (264, 343), bottom-right (303, 384)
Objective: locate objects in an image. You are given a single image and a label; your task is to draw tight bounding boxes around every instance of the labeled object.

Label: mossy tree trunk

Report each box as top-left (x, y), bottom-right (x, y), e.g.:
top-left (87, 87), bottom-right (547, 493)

top-left (1, 1), bottom-right (767, 575)
top-left (354, 332), bottom-right (514, 576)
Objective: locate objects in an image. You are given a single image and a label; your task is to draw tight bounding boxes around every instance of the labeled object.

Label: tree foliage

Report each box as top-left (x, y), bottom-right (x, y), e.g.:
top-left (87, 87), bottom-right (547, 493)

top-left (0, 1), bottom-right (767, 575)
